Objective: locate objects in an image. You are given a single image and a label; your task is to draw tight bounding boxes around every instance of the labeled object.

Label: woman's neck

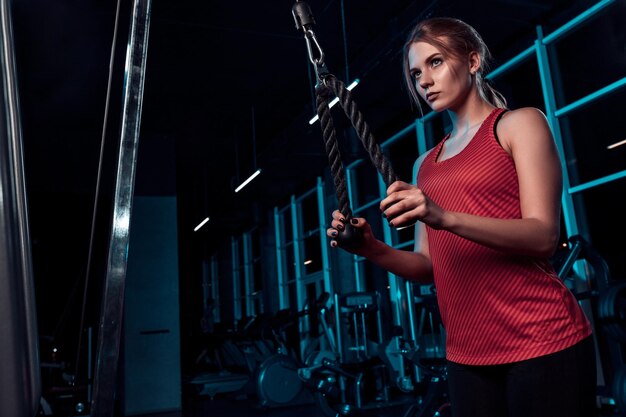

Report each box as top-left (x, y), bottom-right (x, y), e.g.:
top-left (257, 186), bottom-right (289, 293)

top-left (447, 94), bottom-right (495, 133)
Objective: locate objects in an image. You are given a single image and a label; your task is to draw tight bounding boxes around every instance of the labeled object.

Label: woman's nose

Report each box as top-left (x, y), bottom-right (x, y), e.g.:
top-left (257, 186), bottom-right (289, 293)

top-left (418, 74), bottom-right (433, 90)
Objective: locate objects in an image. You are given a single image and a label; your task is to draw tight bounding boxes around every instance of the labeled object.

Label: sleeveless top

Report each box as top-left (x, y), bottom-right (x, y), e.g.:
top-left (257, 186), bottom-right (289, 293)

top-left (417, 108), bottom-right (591, 365)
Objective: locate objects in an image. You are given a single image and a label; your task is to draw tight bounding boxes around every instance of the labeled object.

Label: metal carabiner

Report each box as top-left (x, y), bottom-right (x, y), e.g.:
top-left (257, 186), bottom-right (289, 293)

top-left (293, 1), bottom-right (329, 84)
top-left (304, 29), bottom-right (330, 84)
top-left (304, 28), bottom-right (325, 67)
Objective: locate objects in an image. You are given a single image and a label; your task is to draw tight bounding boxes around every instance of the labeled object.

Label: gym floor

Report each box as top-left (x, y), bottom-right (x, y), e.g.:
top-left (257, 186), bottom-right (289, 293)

top-left (123, 369), bottom-right (621, 417)
top-left (135, 393), bottom-right (327, 417)
top-left (127, 378), bottom-right (419, 417)
top-left (132, 391), bottom-right (623, 417)
top-left (182, 396), bottom-right (325, 417)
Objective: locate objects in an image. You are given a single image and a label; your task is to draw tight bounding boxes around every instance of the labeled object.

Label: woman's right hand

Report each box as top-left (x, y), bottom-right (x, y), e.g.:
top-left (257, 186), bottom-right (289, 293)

top-left (381, 180), bottom-right (447, 230)
top-left (326, 210), bottom-right (377, 256)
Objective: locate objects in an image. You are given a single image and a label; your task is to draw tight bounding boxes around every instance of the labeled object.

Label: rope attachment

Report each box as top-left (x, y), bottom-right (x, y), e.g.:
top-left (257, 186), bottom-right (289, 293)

top-left (316, 75), bottom-right (400, 250)
top-left (294, 1), bottom-right (399, 249)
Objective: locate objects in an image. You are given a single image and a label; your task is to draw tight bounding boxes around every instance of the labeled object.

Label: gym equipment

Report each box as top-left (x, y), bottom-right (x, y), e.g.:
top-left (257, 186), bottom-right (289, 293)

top-left (189, 371), bottom-right (249, 400)
top-left (598, 282), bottom-right (626, 344)
top-left (253, 308), bottom-right (307, 407)
top-left (298, 291), bottom-right (449, 417)
top-left (255, 294), bottom-right (334, 408)
top-left (555, 235), bottom-right (626, 415)
top-left (0, 2), bottom-right (41, 416)
top-left (78, 0), bottom-right (153, 416)
top-left (613, 365), bottom-right (626, 416)
top-left (188, 315), bottom-right (272, 400)
top-left (292, 0), bottom-right (400, 249)
top-left (191, 295), bottom-right (332, 407)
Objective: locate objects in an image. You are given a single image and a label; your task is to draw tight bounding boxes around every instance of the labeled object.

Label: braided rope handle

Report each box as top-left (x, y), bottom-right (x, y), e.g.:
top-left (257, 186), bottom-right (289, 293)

top-left (316, 82), bottom-right (353, 220)
top-left (315, 75), bottom-right (401, 249)
top-left (327, 75), bottom-right (398, 187)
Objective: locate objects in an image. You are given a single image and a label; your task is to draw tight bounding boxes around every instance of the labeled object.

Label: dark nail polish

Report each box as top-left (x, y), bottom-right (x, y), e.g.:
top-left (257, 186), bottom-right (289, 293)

top-left (339, 217), bottom-right (346, 223)
top-left (382, 212), bottom-right (387, 218)
top-left (351, 218), bottom-right (358, 225)
top-left (331, 231), bottom-right (337, 237)
top-left (337, 223), bottom-right (344, 231)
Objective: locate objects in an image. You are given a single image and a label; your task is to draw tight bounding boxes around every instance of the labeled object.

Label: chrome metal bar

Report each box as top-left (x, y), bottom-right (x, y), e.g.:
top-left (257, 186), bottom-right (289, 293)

top-left (90, 0), bottom-right (152, 415)
top-left (0, 0), bottom-right (41, 415)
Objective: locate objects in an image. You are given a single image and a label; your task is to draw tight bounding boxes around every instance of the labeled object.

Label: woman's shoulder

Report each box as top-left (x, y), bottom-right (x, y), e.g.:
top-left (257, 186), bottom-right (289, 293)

top-left (499, 107), bottom-right (549, 131)
top-left (497, 107), bottom-right (552, 149)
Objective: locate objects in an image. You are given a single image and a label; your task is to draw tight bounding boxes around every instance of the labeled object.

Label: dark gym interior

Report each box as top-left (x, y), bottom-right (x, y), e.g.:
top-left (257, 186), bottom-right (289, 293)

top-left (2, 0), bottom-right (626, 416)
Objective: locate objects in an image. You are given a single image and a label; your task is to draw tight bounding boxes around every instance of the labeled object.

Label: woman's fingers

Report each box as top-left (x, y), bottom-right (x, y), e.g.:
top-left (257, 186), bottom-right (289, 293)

top-left (335, 220), bottom-right (366, 251)
top-left (330, 216), bottom-right (360, 232)
top-left (332, 210), bottom-right (345, 221)
top-left (386, 180), bottom-right (412, 194)
top-left (382, 191), bottom-right (414, 218)
top-left (327, 227), bottom-right (339, 248)
top-left (330, 210), bottom-right (347, 230)
top-left (388, 210), bottom-right (417, 228)
top-left (381, 182), bottom-right (414, 212)
top-left (331, 219), bottom-right (346, 230)
top-left (380, 188), bottom-right (429, 228)
top-left (380, 192), bottom-right (402, 213)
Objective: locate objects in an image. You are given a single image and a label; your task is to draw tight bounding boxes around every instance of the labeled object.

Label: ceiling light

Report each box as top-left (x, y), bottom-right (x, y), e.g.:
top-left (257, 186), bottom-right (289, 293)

top-left (304, 259), bottom-right (313, 265)
top-left (194, 217), bottom-right (210, 232)
top-left (607, 139), bottom-right (626, 150)
top-left (309, 78), bottom-right (360, 125)
top-left (234, 169), bottom-right (262, 193)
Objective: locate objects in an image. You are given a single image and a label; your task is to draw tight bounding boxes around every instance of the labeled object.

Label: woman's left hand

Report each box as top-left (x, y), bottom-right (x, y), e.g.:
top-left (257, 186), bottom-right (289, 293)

top-left (380, 181), bottom-right (447, 230)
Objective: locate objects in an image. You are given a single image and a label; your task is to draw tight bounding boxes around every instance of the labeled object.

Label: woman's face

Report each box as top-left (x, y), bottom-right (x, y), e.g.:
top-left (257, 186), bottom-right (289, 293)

top-left (407, 41), bottom-right (473, 112)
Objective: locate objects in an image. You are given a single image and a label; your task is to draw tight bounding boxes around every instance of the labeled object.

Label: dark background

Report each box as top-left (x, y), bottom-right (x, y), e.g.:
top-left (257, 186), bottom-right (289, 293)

top-left (11, 0), bottom-right (611, 382)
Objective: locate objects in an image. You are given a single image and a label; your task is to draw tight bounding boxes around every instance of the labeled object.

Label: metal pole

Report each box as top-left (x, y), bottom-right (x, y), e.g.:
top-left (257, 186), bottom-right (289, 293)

top-left (90, 0), bottom-right (152, 415)
top-left (0, 0), bottom-right (41, 415)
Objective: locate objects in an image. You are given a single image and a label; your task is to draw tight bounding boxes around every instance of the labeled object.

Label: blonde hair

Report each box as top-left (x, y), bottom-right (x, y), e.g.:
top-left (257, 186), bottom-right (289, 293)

top-left (402, 17), bottom-right (507, 112)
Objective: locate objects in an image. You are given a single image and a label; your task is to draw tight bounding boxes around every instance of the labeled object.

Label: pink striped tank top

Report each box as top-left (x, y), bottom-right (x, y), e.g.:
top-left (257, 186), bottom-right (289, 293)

top-left (417, 108), bottom-right (591, 365)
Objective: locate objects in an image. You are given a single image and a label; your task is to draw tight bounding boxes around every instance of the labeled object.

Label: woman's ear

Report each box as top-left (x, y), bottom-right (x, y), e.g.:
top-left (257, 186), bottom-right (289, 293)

top-left (468, 51), bottom-right (481, 75)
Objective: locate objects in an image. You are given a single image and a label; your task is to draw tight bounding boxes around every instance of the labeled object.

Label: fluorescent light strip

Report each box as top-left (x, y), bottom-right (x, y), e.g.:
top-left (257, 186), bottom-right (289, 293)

top-left (607, 139), bottom-right (626, 150)
top-left (234, 169), bottom-right (262, 192)
top-left (309, 78), bottom-right (360, 125)
top-left (194, 217), bottom-right (210, 232)
top-left (345, 79), bottom-right (360, 90)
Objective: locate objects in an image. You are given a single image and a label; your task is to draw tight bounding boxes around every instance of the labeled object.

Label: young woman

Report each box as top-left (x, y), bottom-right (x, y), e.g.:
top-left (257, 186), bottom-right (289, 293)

top-left (327, 17), bottom-right (595, 417)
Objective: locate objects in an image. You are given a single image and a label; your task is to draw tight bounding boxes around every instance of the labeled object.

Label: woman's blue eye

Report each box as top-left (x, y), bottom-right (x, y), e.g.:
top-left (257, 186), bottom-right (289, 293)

top-left (411, 57), bottom-right (441, 79)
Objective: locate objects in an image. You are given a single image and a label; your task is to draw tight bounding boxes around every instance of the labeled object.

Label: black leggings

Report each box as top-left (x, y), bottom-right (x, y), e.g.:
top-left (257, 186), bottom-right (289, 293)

top-left (446, 336), bottom-right (596, 417)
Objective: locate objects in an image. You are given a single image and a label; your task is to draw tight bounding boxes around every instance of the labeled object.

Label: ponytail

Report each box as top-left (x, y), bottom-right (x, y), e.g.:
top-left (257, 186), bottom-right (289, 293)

top-left (479, 75), bottom-right (507, 109)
